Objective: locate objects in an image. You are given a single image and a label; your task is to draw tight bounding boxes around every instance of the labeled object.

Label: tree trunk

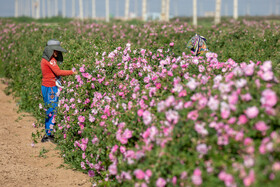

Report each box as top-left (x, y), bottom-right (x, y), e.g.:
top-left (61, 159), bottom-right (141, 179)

top-left (214, 0), bottom-right (221, 25)
top-left (79, 0), bottom-right (84, 19)
top-left (125, 0), bottom-right (130, 20)
top-left (193, 0), bottom-right (197, 26)
top-left (142, 0), bottom-right (147, 21)
top-left (106, 0), bottom-right (110, 22)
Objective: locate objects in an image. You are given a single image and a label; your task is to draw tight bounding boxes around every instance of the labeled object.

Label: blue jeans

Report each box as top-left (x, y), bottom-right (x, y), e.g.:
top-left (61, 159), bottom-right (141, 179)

top-left (41, 85), bottom-right (58, 136)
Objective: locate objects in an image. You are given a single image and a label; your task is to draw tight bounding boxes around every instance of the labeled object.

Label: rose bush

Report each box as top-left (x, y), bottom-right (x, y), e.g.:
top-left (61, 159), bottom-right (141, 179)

top-left (0, 18), bottom-right (280, 186)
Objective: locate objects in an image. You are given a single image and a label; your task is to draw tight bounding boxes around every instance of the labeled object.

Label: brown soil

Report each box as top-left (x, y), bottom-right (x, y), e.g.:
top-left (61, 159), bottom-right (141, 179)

top-left (0, 79), bottom-right (92, 187)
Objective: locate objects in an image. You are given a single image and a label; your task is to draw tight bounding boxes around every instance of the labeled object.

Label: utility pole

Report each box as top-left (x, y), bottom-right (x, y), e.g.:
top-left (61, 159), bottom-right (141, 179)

top-left (79, 0), bottom-right (84, 19)
top-left (125, 0), bottom-right (130, 20)
top-left (233, 0), bottom-right (238, 20)
top-left (15, 0), bottom-right (19, 17)
top-left (214, 0), bottom-right (221, 25)
top-left (62, 0), bottom-right (66, 17)
top-left (166, 0), bottom-right (170, 21)
top-left (92, 0), bottom-right (96, 19)
top-left (161, 0), bottom-right (166, 21)
top-left (193, 0), bottom-right (197, 26)
top-left (106, 0), bottom-right (110, 22)
top-left (142, 0), bottom-right (147, 21)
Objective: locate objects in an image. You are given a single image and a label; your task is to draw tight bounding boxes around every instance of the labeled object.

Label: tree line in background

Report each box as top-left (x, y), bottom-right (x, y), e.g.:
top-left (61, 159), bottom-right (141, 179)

top-left (14, 0), bottom-right (239, 25)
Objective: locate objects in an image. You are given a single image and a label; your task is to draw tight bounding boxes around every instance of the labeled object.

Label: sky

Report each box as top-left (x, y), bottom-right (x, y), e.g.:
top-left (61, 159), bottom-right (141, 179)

top-left (0, 0), bottom-right (279, 18)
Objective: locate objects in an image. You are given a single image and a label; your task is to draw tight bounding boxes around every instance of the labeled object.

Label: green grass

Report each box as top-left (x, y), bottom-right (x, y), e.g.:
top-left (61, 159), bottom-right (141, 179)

top-left (0, 59), bottom-right (4, 78)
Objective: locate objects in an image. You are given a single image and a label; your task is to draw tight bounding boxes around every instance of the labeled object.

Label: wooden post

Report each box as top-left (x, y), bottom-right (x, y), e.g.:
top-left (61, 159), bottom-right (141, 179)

top-left (142, 0), bottom-right (147, 21)
top-left (193, 0), bottom-right (197, 26)
top-left (79, 0), bottom-right (84, 19)
top-left (125, 0), bottom-right (130, 20)
top-left (214, 0), bottom-right (221, 25)
top-left (106, 0), bottom-right (110, 22)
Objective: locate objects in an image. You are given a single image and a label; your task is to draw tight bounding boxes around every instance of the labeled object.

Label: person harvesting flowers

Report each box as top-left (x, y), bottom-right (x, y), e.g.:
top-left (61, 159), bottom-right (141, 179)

top-left (40, 39), bottom-right (77, 142)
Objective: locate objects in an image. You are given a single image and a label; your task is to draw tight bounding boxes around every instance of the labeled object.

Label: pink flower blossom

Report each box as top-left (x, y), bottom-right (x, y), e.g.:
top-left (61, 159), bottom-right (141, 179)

top-left (196, 143), bottom-right (208, 155)
top-left (245, 106), bottom-right (259, 119)
top-left (243, 170), bottom-right (255, 186)
top-left (78, 115), bottom-right (85, 123)
top-left (238, 114), bottom-right (248, 125)
top-left (143, 110), bottom-right (152, 125)
top-left (192, 168), bottom-right (203, 186)
top-left (165, 109), bottom-right (180, 125)
top-left (88, 170), bottom-right (95, 177)
top-left (261, 89), bottom-right (277, 108)
top-left (188, 110), bottom-right (199, 120)
top-left (108, 164), bottom-right (117, 175)
top-left (134, 169), bottom-right (146, 180)
top-left (156, 177), bottom-right (166, 187)
top-left (255, 121), bottom-right (269, 132)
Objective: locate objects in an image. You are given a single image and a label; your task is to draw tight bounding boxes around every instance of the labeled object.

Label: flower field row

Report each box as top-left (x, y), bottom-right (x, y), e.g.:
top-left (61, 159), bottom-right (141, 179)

top-left (0, 18), bottom-right (280, 186)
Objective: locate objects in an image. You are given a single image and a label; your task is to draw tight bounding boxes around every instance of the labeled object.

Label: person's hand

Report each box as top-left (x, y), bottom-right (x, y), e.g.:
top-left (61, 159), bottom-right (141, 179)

top-left (73, 71), bottom-right (78, 75)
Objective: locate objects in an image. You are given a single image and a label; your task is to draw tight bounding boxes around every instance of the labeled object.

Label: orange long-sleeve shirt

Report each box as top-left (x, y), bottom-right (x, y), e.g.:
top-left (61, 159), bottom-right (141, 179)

top-left (41, 57), bottom-right (73, 87)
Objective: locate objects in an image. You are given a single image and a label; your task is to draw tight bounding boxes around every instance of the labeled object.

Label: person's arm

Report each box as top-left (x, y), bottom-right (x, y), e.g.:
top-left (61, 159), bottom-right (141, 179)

top-left (47, 59), bottom-right (74, 76)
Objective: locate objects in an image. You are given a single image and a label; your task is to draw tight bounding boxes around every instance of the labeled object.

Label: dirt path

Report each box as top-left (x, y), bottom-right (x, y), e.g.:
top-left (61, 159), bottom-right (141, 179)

top-left (0, 79), bottom-right (92, 187)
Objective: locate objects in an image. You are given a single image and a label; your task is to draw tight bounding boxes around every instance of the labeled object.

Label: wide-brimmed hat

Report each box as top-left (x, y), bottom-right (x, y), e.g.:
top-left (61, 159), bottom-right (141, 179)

top-left (47, 39), bottom-right (67, 53)
top-left (42, 39), bottom-right (67, 62)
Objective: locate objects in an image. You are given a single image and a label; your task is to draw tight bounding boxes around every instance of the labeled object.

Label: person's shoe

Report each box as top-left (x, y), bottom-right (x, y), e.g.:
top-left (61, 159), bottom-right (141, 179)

top-left (41, 134), bottom-right (54, 143)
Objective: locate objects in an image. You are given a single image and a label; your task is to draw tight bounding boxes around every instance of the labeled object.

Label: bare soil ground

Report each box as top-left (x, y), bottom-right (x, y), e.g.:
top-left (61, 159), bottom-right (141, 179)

top-left (0, 79), bottom-right (92, 187)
